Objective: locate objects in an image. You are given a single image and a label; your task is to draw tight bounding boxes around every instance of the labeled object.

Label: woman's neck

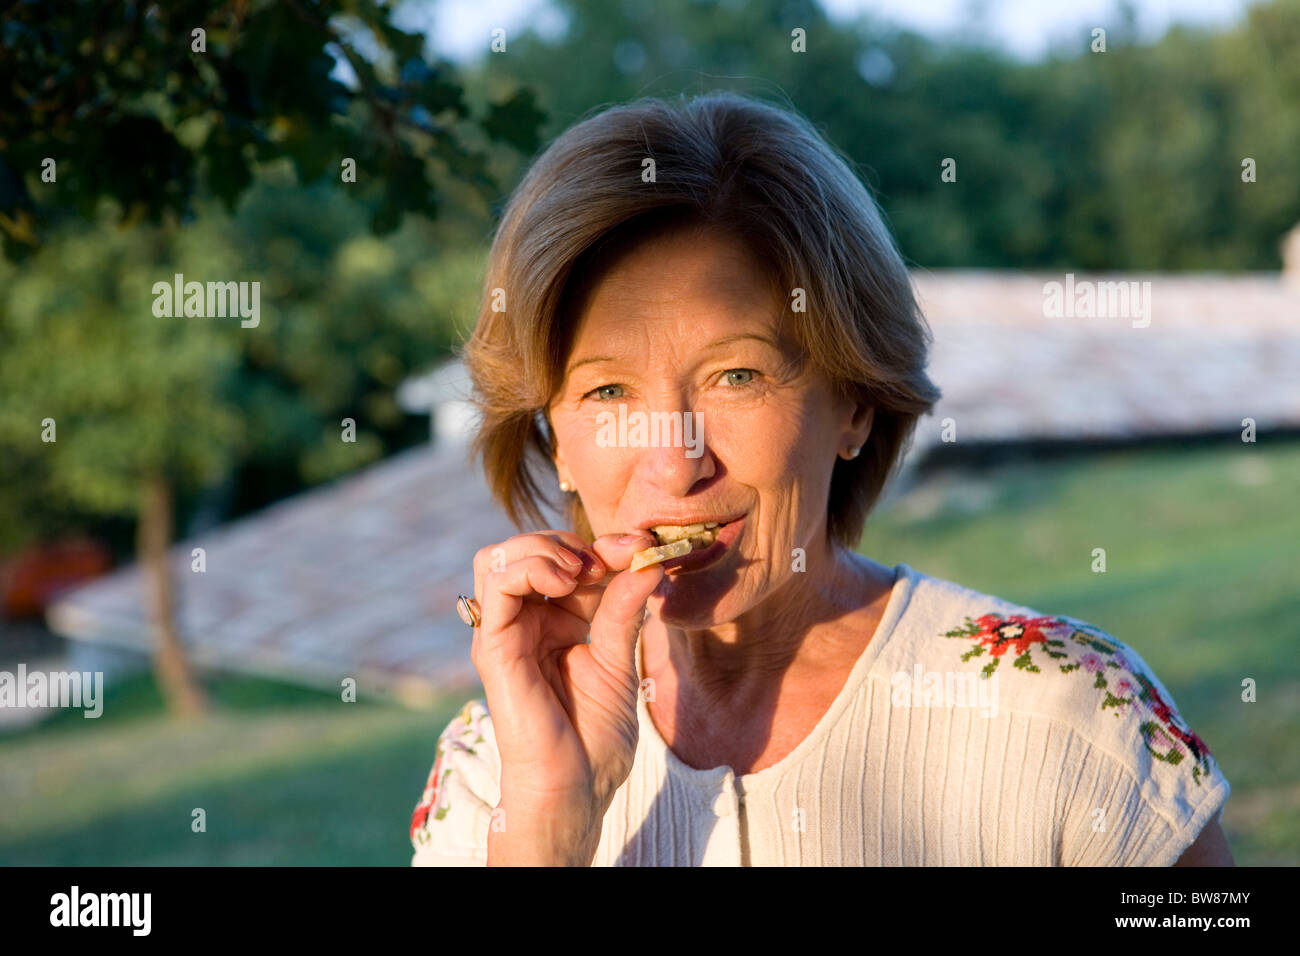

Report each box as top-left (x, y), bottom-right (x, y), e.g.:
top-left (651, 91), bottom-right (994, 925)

top-left (643, 540), bottom-right (896, 708)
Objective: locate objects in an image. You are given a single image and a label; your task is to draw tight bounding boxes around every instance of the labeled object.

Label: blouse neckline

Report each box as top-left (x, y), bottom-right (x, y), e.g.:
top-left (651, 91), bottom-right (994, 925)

top-left (633, 561), bottom-right (918, 791)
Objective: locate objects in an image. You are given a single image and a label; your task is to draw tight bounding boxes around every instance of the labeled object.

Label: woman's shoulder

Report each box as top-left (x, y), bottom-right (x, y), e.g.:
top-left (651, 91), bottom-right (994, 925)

top-left (887, 566), bottom-right (1227, 800)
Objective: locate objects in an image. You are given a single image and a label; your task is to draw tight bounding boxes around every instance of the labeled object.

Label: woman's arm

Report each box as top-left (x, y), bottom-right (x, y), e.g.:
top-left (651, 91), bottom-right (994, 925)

top-left (1172, 816), bottom-right (1234, 866)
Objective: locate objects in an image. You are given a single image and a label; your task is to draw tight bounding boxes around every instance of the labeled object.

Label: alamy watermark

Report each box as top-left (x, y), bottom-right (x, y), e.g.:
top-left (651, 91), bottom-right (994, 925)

top-left (596, 404), bottom-right (704, 458)
top-left (152, 273), bottom-right (260, 328)
top-left (0, 665), bottom-right (103, 717)
top-left (50, 885), bottom-right (150, 935)
top-left (1042, 273), bottom-right (1152, 328)
top-left (890, 665), bottom-right (999, 718)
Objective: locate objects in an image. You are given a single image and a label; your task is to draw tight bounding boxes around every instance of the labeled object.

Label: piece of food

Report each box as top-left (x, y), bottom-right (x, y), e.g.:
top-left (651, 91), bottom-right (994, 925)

top-left (630, 539), bottom-right (692, 571)
top-left (629, 522), bottom-right (723, 571)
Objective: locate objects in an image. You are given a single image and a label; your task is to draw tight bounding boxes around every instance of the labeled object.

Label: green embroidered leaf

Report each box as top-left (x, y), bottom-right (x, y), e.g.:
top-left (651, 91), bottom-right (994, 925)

top-left (1140, 722), bottom-right (1186, 765)
top-left (943, 617), bottom-right (982, 638)
top-left (1012, 651), bottom-right (1040, 673)
top-left (1093, 671), bottom-right (1107, 689)
top-left (961, 645), bottom-right (985, 662)
top-left (1060, 663), bottom-right (1079, 673)
top-left (981, 659), bottom-right (999, 679)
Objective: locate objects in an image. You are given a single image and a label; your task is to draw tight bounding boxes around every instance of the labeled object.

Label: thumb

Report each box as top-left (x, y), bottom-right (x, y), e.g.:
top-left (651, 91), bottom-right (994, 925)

top-left (587, 563), bottom-right (663, 683)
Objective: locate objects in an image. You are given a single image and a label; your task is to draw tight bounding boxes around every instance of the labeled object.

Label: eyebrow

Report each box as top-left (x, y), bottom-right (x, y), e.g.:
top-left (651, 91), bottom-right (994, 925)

top-left (565, 332), bottom-right (784, 375)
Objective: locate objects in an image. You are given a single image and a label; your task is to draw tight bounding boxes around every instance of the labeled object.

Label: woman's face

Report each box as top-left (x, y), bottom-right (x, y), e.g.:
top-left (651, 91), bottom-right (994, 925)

top-left (548, 225), bottom-right (872, 626)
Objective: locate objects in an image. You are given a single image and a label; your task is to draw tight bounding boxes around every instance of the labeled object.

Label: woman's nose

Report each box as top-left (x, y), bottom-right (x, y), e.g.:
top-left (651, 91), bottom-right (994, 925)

top-left (628, 407), bottom-right (714, 496)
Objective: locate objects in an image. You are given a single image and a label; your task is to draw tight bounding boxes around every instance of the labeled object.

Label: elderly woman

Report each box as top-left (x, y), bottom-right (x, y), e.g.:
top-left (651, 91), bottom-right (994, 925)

top-left (409, 91), bottom-right (1232, 866)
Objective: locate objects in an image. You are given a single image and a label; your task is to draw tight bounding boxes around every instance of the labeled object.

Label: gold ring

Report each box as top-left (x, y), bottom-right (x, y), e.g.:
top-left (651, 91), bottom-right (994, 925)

top-left (457, 594), bottom-right (481, 629)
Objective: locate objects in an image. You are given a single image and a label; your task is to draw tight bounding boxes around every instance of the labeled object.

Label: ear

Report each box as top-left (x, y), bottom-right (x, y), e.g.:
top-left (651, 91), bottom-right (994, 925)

top-left (542, 406), bottom-right (567, 482)
top-left (846, 401), bottom-right (874, 451)
top-left (552, 443), bottom-right (572, 488)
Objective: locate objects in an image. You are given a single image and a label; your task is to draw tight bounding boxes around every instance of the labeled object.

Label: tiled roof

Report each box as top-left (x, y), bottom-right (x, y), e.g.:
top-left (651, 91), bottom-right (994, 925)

top-left (911, 271), bottom-right (1299, 450)
top-left (48, 436), bottom-right (560, 707)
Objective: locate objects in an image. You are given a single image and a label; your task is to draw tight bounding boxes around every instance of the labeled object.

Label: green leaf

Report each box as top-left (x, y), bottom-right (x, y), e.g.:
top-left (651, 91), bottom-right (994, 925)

top-left (481, 87), bottom-right (547, 154)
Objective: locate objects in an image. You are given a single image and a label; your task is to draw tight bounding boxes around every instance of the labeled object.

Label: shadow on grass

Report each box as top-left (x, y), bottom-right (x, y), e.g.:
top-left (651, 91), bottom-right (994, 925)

top-left (0, 707), bottom-right (455, 866)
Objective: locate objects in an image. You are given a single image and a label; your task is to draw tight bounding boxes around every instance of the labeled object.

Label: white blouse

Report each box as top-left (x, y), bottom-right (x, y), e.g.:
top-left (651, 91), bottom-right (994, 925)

top-left (410, 563), bottom-right (1229, 865)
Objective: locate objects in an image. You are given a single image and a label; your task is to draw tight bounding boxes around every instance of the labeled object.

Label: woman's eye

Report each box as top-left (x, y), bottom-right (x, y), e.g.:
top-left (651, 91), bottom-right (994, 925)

top-left (584, 384), bottom-right (624, 401)
top-left (583, 372), bottom-right (756, 400)
top-left (719, 369), bottom-right (757, 387)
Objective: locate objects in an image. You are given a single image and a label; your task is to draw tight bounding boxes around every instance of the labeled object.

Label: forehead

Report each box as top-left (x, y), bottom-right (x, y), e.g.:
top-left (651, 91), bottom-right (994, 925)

top-left (564, 225), bottom-right (785, 351)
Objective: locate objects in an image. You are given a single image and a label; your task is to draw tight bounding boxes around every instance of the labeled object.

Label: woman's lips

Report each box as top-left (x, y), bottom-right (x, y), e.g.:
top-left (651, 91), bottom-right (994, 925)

top-left (657, 514), bottom-right (745, 573)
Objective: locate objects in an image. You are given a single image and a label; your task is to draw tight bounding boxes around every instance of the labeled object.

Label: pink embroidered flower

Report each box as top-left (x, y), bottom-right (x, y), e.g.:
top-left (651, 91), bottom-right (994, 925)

top-left (1146, 722), bottom-right (1177, 751)
top-left (1080, 652), bottom-right (1105, 673)
top-left (1114, 677), bottom-right (1135, 696)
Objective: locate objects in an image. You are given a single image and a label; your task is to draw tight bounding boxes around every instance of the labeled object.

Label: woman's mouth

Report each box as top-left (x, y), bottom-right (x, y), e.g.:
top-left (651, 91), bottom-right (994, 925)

top-left (652, 515), bottom-right (745, 573)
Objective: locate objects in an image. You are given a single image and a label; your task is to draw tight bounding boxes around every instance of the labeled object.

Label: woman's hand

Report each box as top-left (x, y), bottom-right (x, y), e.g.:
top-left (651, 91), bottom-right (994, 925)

top-left (470, 528), bottom-right (663, 865)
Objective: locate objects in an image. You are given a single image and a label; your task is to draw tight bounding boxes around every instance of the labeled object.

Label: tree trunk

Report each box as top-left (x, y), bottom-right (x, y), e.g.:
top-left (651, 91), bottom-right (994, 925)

top-left (139, 472), bottom-right (207, 718)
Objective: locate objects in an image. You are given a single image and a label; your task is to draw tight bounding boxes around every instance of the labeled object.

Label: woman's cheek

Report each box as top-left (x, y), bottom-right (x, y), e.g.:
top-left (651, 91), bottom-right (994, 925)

top-left (705, 394), bottom-right (802, 461)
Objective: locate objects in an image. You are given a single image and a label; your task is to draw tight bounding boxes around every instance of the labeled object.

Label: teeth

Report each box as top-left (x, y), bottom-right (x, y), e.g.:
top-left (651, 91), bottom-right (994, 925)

top-left (633, 523), bottom-right (724, 569)
top-left (650, 521), bottom-right (725, 544)
top-left (651, 523), bottom-right (705, 543)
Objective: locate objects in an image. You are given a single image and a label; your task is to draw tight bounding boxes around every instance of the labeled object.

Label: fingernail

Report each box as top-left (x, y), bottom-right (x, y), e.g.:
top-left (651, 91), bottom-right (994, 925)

top-left (558, 549), bottom-right (583, 568)
top-left (618, 533), bottom-right (649, 545)
top-left (581, 552), bottom-right (606, 576)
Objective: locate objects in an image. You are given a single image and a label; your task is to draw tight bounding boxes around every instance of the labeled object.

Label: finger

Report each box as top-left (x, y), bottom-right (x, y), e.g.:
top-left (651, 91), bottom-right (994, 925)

top-left (589, 530), bottom-right (657, 573)
top-left (474, 532), bottom-right (606, 612)
top-left (586, 559), bottom-right (664, 685)
top-left (548, 530), bottom-right (658, 622)
top-left (478, 555), bottom-right (582, 658)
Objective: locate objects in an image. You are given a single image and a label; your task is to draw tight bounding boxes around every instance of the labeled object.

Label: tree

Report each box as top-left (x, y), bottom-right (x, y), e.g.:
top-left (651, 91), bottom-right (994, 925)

top-left (0, 0), bottom-right (543, 718)
top-left (472, 0), bottom-right (1300, 270)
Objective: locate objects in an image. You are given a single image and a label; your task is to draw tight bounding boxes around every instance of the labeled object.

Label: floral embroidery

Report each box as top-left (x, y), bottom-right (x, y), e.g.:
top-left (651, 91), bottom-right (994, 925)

top-left (942, 614), bottom-right (1215, 785)
top-left (410, 700), bottom-right (489, 843)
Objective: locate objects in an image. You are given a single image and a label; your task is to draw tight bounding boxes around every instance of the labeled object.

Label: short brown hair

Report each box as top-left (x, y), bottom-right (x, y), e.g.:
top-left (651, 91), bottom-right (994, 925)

top-left (461, 90), bottom-right (940, 548)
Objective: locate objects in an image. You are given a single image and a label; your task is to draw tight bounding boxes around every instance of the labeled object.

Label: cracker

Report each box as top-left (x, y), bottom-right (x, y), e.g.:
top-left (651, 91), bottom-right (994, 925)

top-left (630, 538), bottom-right (692, 571)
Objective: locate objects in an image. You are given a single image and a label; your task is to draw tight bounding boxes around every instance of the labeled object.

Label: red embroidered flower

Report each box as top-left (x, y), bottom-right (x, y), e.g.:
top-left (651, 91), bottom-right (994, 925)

top-left (409, 750), bottom-right (446, 840)
top-left (971, 614), bottom-right (1061, 657)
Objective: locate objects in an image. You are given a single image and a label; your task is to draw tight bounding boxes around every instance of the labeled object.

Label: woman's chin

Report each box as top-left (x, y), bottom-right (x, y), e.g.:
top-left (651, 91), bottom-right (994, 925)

top-left (648, 573), bottom-right (743, 626)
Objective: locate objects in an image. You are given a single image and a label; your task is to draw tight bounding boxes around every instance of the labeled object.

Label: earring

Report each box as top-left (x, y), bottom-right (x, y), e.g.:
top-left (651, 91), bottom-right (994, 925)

top-left (559, 480), bottom-right (573, 492)
top-left (846, 446), bottom-right (861, 460)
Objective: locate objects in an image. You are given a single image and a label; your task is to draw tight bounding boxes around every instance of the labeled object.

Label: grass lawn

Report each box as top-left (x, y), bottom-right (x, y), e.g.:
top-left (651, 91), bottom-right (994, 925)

top-left (0, 673), bottom-right (462, 865)
top-left (1, 439), bottom-right (1294, 865)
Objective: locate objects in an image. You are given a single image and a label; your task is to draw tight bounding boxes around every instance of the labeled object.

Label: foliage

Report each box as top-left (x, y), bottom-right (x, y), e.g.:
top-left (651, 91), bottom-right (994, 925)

top-left (0, 0), bottom-right (535, 550)
top-left (0, 171), bottom-right (488, 551)
top-left (0, 0), bottom-right (544, 260)
top-left (468, 0), bottom-right (1300, 269)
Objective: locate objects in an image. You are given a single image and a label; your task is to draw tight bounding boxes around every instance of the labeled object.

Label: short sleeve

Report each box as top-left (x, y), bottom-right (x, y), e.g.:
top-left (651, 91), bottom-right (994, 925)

top-left (1056, 637), bottom-right (1230, 866)
top-left (410, 699), bottom-right (502, 866)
